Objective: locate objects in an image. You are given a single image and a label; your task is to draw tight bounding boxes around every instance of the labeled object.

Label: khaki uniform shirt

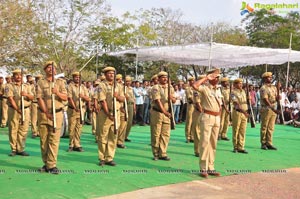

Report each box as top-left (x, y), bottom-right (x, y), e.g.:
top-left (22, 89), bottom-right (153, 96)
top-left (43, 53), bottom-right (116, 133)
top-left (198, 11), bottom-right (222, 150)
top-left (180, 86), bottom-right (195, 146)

top-left (151, 84), bottom-right (174, 111)
top-left (231, 88), bottom-right (247, 111)
top-left (193, 88), bottom-right (201, 109)
top-left (96, 80), bottom-right (124, 111)
top-left (185, 86), bottom-right (194, 104)
top-left (36, 78), bottom-right (67, 111)
top-left (197, 83), bottom-right (222, 113)
top-left (260, 84), bottom-right (277, 109)
top-left (4, 82), bottom-right (32, 107)
top-left (126, 86), bottom-right (135, 105)
top-left (221, 87), bottom-right (230, 106)
top-left (67, 82), bottom-right (89, 109)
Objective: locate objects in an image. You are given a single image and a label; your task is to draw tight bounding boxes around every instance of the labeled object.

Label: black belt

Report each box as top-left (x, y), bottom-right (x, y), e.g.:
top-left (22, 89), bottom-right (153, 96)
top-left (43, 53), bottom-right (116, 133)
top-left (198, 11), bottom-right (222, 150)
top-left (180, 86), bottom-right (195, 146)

top-left (68, 106), bottom-right (85, 109)
top-left (9, 105), bottom-right (30, 109)
top-left (2, 96), bottom-right (7, 99)
top-left (152, 107), bottom-right (163, 113)
top-left (38, 107), bottom-right (63, 113)
top-left (32, 101), bottom-right (38, 104)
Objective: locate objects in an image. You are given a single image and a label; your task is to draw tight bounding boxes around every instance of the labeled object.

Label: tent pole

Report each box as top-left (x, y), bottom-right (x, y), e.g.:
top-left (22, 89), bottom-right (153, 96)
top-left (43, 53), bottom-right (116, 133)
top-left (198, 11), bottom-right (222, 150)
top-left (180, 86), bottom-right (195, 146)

top-left (96, 45), bottom-right (99, 79)
top-left (208, 24), bottom-right (213, 70)
top-left (286, 33), bottom-right (292, 89)
top-left (265, 64), bottom-right (268, 72)
top-left (135, 37), bottom-right (139, 80)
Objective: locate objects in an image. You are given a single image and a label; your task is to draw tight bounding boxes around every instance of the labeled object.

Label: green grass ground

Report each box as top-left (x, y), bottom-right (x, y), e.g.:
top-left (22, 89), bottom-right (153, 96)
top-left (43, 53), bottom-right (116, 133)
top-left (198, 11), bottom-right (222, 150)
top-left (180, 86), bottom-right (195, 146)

top-left (0, 123), bottom-right (299, 199)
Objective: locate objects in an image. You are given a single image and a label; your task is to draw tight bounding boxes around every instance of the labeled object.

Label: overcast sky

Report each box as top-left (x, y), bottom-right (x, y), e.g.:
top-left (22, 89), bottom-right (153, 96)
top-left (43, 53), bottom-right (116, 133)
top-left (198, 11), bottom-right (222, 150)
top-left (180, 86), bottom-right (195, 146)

top-left (109, 0), bottom-right (300, 27)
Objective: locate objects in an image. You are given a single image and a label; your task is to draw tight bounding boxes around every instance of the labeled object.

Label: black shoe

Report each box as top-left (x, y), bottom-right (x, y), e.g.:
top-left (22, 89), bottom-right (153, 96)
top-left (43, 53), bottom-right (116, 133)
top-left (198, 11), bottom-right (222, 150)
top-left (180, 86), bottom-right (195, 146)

top-left (125, 138), bottom-right (131, 142)
top-left (67, 147), bottom-right (73, 152)
top-left (261, 145), bottom-right (268, 150)
top-left (233, 149), bottom-right (238, 153)
top-left (9, 151), bottom-right (17, 156)
top-left (117, 144), bottom-right (126, 149)
top-left (32, 134), bottom-right (37, 139)
top-left (189, 139), bottom-right (194, 143)
top-left (105, 161), bottom-right (116, 166)
top-left (267, 145), bottom-right (277, 150)
top-left (38, 165), bottom-right (48, 172)
top-left (48, 167), bottom-right (60, 174)
top-left (99, 160), bottom-right (105, 166)
top-left (186, 140), bottom-right (190, 143)
top-left (73, 147), bottom-right (84, 152)
top-left (237, 149), bottom-right (248, 154)
top-left (207, 170), bottom-right (221, 177)
top-left (159, 156), bottom-right (171, 161)
top-left (17, 151), bottom-right (30, 156)
top-left (221, 137), bottom-right (230, 141)
top-left (195, 153), bottom-right (199, 157)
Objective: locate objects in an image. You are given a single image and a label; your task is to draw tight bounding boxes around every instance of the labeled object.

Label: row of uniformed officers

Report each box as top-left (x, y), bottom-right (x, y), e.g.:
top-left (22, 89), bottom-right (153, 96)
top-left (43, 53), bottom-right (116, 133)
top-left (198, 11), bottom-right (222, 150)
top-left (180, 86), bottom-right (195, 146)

top-left (0, 62), bottom-right (279, 176)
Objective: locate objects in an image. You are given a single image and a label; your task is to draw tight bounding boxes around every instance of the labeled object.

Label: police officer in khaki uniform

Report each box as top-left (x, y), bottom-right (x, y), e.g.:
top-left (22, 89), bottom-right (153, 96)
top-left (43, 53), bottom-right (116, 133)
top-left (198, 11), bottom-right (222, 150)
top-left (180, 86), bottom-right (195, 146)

top-left (5, 69), bottom-right (34, 156)
top-left (1, 75), bottom-right (11, 128)
top-left (67, 71), bottom-right (90, 152)
top-left (231, 78), bottom-right (249, 154)
top-left (116, 74), bottom-right (127, 148)
top-left (219, 77), bottom-right (230, 141)
top-left (260, 72), bottom-right (279, 150)
top-left (91, 80), bottom-right (100, 139)
top-left (32, 74), bottom-right (43, 138)
top-left (125, 76), bottom-right (135, 142)
top-left (150, 71), bottom-right (175, 161)
top-left (36, 61), bottom-right (68, 174)
top-left (185, 77), bottom-right (195, 143)
top-left (0, 76), bottom-right (4, 123)
top-left (96, 67), bottom-right (125, 166)
top-left (193, 68), bottom-right (222, 178)
top-left (26, 75), bottom-right (38, 138)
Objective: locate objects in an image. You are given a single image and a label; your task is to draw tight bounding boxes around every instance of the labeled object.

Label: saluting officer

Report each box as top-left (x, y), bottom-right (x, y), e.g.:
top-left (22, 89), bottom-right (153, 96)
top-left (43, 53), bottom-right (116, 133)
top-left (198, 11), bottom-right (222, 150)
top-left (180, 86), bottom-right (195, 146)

top-left (36, 61), bottom-right (68, 174)
top-left (150, 71), bottom-right (175, 161)
top-left (67, 71), bottom-right (90, 152)
top-left (260, 72), bottom-right (279, 150)
top-left (231, 78), bottom-right (249, 154)
top-left (192, 68), bottom-right (222, 178)
top-left (5, 69), bottom-right (34, 156)
top-left (96, 67), bottom-right (125, 166)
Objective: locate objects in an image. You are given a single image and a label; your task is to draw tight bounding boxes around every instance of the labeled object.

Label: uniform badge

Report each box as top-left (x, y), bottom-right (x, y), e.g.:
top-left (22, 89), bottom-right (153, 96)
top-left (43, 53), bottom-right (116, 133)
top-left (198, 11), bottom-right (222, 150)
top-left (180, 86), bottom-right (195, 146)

top-left (152, 88), bottom-right (158, 94)
top-left (193, 92), bottom-right (199, 97)
top-left (97, 87), bottom-right (102, 92)
top-left (230, 93), bottom-right (236, 100)
top-left (4, 87), bottom-right (9, 93)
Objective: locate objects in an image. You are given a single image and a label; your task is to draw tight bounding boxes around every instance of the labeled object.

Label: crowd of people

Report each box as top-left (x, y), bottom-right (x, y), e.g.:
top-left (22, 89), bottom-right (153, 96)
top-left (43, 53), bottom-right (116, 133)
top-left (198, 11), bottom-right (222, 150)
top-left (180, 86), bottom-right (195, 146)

top-left (0, 62), bottom-right (294, 177)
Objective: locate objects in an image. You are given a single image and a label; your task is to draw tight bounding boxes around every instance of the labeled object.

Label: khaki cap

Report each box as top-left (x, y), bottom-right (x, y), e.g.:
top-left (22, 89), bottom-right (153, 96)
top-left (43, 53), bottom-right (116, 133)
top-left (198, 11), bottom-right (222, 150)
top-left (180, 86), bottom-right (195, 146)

top-left (158, 71), bottom-right (168, 77)
top-left (262, 72), bottom-right (272, 78)
top-left (44, 61), bottom-right (57, 69)
top-left (233, 78), bottom-right (243, 84)
top-left (102, 66), bottom-right (115, 73)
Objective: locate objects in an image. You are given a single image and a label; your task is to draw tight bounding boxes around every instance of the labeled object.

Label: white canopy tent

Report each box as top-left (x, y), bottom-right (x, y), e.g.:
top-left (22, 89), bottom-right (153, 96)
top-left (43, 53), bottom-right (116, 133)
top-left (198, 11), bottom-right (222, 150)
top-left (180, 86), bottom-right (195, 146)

top-left (107, 42), bottom-right (300, 68)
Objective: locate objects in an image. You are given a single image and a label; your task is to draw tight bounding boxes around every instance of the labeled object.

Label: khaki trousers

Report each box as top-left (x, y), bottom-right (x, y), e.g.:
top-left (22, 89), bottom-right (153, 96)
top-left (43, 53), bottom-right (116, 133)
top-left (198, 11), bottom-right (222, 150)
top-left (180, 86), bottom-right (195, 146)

top-left (1, 98), bottom-right (8, 126)
top-left (260, 108), bottom-right (277, 146)
top-left (39, 111), bottom-right (63, 169)
top-left (150, 109), bottom-right (170, 158)
top-left (8, 107), bottom-right (30, 152)
top-left (191, 110), bottom-right (202, 155)
top-left (67, 109), bottom-right (83, 148)
top-left (185, 103), bottom-right (194, 140)
top-left (97, 110), bottom-right (120, 162)
top-left (199, 113), bottom-right (220, 171)
top-left (117, 111), bottom-right (127, 145)
top-left (232, 110), bottom-right (247, 150)
top-left (219, 108), bottom-right (229, 138)
top-left (125, 104), bottom-right (134, 139)
top-left (31, 102), bottom-right (39, 136)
